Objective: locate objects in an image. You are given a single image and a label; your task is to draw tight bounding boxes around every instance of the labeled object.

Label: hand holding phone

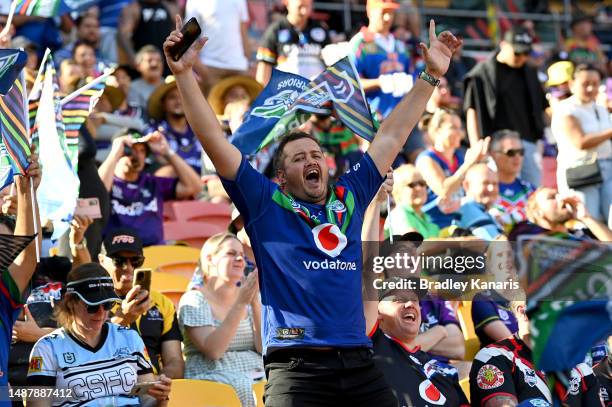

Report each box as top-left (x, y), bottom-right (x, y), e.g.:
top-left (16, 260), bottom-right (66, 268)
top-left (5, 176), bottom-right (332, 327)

top-left (167, 16), bottom-right (202, 62)
top-left (74, 198), bottom-right (102, 219)
top-left (134, 268), bottom-right (152, 294)
top-left (164, 15), bottom-right (207, 76)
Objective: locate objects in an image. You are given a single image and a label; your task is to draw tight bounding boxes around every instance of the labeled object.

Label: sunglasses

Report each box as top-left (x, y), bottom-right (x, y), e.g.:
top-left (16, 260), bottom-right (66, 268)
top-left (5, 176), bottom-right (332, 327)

top-left (514, 51), bottom-right (529, 57)
top-left (406, 180), bottom-right (427, 188)
top-left (111, 255), bottom-right (145, 269)
top-left (86, 302), bottom-right (114, 314)
top-left (498, 148), bottom-right (525, 157)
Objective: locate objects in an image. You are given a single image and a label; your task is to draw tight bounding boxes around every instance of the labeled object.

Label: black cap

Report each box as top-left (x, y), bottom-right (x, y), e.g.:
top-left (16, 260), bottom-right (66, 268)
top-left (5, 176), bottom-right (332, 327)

top-left (503, 27), bottom-right (533, 54)
top-left (378, 276), bottom-right (428, 301)
top-left (65, 263), bottom-right (120, 306)
top-left (103, 228), bottom-right (143, 257)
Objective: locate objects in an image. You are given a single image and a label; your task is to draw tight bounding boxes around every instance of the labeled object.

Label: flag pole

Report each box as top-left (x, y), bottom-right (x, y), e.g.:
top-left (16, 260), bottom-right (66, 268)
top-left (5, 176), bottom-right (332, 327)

top-left (0, 0), bottom-right (18, 38)
top-left (29, 48), bottom-right (51, 101)
top-left (387, 193), bottom-right (393, 244)
top-left (60, 68), bottom-right (114, 106)
top-left (30, 179), bottom-right (39, 262)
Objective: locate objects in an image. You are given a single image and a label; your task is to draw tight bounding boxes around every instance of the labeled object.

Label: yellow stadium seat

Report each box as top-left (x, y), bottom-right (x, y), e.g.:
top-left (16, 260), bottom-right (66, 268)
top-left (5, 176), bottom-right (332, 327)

top-left (160, 290), bottom-right (186, 309)
top-left (253, 380), bottom-right (266, 407)
top-left (457, 301), bottom-right (481, 361)
top-left (143, 245), bottom-right (200, 271)
top-left (156, 261), bottom-right (199, 280)
top-left (168, 379), bottom-right (241, 407)
top-left (151, 272), bottom-right (189, 293)
top-left (459, 377), bottom-right (470, 402)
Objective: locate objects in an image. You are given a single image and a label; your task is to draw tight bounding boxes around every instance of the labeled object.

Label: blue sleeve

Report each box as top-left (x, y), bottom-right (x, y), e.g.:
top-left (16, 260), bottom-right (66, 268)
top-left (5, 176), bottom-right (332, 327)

top-left (337, 153), bottom-right (384, 212)
top-left (458, 202), bottom-right (502, 240)
top-left (471, 297), bottom-right (500, 331)
top-left (220, 157), bottom-right (275, 226)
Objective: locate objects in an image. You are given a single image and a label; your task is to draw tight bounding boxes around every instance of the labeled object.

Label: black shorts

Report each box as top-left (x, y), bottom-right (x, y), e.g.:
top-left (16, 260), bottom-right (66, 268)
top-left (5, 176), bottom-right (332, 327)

top-left (263, 347), bottom-right (398, 407)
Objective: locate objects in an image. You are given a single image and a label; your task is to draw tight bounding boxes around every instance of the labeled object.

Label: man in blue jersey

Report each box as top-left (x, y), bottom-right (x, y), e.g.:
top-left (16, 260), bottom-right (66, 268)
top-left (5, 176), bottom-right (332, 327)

top-left (0, 152), bottom-right (41, 405)
top-left (164, 15), bottom-right (461, 406)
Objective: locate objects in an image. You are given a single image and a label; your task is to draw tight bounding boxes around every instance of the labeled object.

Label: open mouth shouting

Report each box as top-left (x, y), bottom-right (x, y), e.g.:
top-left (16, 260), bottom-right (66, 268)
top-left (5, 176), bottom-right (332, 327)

top-left (401, 307), bottom-right (419, 324)
top-left (304, 165), bottom-right (322, 190)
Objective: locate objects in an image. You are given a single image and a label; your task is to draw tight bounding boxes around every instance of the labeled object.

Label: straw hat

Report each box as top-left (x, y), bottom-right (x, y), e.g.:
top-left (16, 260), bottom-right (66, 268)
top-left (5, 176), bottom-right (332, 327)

top-left (147, 75), bottom-right (178, 121)
top-left (208, 75), bottom-right (263, 116)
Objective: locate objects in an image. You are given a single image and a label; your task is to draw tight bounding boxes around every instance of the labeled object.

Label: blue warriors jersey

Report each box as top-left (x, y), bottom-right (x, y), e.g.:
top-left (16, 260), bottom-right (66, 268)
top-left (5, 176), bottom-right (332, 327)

top-left (27, 323), bottom-right (153, 406)
top-left (221, 154), bottom-right (383, 353)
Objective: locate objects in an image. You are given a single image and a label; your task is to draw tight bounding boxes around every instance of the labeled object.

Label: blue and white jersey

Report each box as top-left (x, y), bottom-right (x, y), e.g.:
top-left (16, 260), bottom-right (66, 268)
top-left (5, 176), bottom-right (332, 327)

top-left (221, 154), bottom-right (384, 353)
top-left (27, 323), bottom-right (153, 406)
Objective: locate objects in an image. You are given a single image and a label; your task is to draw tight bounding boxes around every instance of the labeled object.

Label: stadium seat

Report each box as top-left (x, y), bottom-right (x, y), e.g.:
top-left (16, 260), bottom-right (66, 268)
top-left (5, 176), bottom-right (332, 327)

top-left (143, 245), bottom-right (200, 271)
top-left (164, 220), bottom-right (226, 248)
top-left (170, 200), bottom-right (232, 227)
top-left (160, 290), bottom-right (186, 309)
top-left (163, 200), bottom-right (177, 221)
top-left (457, 301), bottom-right (481, 361)
top-left (150, 272), bottom-right (189, 293)
top-left (459, 377), bottom-right (470, 402)
top-left (156, 261), bottom-right (199, 280)
top-left (253, 380), bottom-right (266, 407)
top-left (168, 379), bottom-right (241, 407)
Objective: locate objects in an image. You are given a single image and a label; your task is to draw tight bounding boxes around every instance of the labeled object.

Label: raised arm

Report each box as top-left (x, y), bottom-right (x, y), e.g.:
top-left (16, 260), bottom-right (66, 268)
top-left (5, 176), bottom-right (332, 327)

top-left (9, 151), bottom-right (41, 295)
top-left (163, 15), bottom-right (242, 180)
top-left (144, 131), bottom-right (202, 198)
top-left (367, 21), bottom-right (461, 176)
top-left (362, 172), bottom-right (393, 335)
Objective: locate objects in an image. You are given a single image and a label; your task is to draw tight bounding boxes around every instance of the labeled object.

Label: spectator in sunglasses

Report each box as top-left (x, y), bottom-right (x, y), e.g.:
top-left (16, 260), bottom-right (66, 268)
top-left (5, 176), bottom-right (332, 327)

top-left (463, 26), bottom-right (548, 187)
top-left (100, 228), bottom-right (184, 379)
top-left (384, 164), bottom-right (441, 239)
top-left (488, 129), bottom-right (535, 233)
top-left (27, 263), bottom-right (172, 406)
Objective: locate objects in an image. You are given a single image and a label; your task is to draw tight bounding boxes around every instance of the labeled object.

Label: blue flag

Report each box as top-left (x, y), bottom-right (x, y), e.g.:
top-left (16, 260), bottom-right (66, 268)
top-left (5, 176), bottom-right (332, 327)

top-left (0, 141), bottom-right (15, 191)
top-left (230, 70), bottom-right (309, 155)
top-left (0, 49), bottom-right (27, 95)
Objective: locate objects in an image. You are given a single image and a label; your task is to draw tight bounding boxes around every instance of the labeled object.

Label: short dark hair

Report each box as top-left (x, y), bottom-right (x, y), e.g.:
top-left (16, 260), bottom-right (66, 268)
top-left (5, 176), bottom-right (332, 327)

top-left (490, 129), bottom-right (521, 152)
top-left (573, 64), bottom-right (602, 80)
top-left (72, 40), bottom-right (95, 58)
top-left (75, 14), bottom-right (98, 28)
top-left (272, 131), bottom-right (321, 174)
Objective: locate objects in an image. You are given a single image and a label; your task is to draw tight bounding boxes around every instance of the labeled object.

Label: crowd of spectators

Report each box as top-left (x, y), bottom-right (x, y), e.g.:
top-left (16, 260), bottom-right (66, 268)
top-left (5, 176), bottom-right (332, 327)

top-left (1, 0), bottom-right (611, 405)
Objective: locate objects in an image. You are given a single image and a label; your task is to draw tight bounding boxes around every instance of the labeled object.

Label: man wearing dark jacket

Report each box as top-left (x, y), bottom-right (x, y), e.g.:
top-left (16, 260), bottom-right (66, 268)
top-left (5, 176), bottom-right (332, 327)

top-left (463, 27), bottom-right (548, 187)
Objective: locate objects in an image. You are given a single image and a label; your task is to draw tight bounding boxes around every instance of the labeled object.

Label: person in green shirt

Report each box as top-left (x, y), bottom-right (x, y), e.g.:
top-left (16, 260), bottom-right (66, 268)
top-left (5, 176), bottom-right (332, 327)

top-left (384, 164), bottom-right (440, 239)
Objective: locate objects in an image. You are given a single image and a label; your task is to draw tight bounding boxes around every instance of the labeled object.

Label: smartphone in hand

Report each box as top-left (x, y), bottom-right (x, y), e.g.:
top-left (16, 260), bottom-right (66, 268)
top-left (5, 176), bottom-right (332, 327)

top-left (167, 17), bottom-right (202, 61)
top-left (134, 268), bottom-right (152, 294)
top-left (74, 198), bottom-right (102, 219)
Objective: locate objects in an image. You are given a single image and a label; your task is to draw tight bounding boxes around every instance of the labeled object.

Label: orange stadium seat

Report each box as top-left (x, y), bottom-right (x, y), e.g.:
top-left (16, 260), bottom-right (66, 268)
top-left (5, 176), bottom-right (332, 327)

top-left (160, 290), bottom-right (186, 309)
top-left (168, 379), bottom-right (241, 407)
top-left (163, 221), bottom-right (225, 248)
top-left (150, 271), bottom-right (189, 293)
top-left (253, 380), bottom-right (266, 407)
top-left (156, 261), bottom-right (199, 280)
top-left (143, 245), bottom-right (200, 271)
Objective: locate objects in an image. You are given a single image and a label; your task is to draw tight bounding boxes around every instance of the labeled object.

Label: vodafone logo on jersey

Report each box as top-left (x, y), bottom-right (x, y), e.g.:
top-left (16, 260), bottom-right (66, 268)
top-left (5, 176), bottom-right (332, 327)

top-left (312, 223), bottom-right (347, 258)
top-left (418, 380), bottom-right (446, 405)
